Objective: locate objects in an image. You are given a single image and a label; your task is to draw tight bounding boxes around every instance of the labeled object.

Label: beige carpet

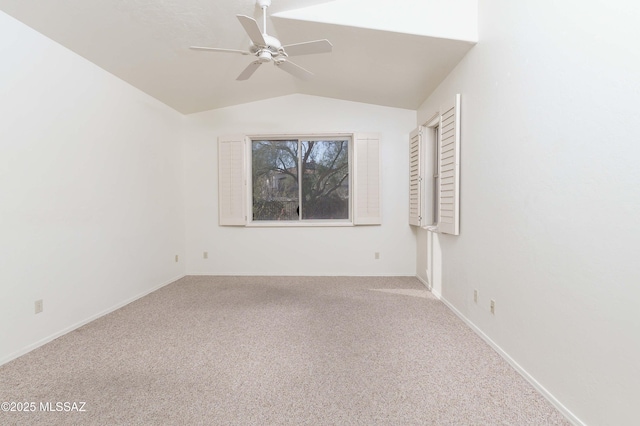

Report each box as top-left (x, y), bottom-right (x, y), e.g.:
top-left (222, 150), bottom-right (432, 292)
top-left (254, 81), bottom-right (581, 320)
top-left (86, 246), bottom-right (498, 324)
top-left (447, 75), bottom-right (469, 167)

top-left (0, 276), bottom-right (570, 425)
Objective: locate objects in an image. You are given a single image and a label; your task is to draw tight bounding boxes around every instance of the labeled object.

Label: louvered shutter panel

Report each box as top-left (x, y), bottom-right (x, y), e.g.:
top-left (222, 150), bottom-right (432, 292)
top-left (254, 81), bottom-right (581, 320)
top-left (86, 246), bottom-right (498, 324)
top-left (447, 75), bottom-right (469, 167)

top-left (409, 128), bottom-right (422, 226)
top-left (353, 133), bottom-right (381, 225)
top-left (218, 135), bottom-right (247, 226)
top-left (437, 94), bottom-right (461, 235)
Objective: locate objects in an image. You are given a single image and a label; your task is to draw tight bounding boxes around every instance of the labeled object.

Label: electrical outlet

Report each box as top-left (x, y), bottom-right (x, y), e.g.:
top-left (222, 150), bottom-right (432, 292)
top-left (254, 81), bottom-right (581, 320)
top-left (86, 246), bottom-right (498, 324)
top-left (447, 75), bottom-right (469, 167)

top-left (35, 299), bottom-right (43, 314)
top-left (375, 252), bottom-right (380, 260)
top-left (175, 254), bottom-right (179, 262)
top-left (490, 300), bottom-right (496, 315)
top-left (203, 251), bottom-right (208, 259)
top-left (474, 290), bottom-right (478, 303)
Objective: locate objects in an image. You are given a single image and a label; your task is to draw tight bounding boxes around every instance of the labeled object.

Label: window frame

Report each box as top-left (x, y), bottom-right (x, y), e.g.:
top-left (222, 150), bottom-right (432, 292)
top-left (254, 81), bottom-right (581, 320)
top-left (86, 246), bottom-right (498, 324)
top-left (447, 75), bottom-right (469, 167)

top-left (425, 114), bottom-right (440, 228)
top-left (246, 133), bottom-right (354, 227)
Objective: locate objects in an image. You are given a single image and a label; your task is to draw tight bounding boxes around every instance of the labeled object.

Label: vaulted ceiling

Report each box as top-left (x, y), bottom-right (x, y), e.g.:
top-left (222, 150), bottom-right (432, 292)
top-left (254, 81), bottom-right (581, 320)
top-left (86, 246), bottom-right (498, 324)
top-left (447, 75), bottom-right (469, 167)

top-left (0, 0), bottom-right (477, 114)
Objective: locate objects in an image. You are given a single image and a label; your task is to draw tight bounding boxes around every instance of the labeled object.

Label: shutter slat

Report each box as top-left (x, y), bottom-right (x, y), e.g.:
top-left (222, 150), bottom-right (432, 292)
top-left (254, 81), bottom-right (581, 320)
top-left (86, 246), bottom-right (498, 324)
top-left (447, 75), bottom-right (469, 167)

top-left (437, 94), bottom-right (461, 235)
top-left (353, 133), bottom-right (381, 225)
top-left (218, 135), bottom-right (247, 226)
top-left (409, 128), bottom-right (422, 226)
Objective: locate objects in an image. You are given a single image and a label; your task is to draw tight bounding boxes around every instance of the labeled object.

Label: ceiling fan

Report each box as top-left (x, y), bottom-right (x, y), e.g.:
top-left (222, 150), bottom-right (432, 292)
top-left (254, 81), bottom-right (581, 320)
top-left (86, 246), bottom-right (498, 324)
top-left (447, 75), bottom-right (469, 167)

top-left (190, 0), bottom-right (332, 81)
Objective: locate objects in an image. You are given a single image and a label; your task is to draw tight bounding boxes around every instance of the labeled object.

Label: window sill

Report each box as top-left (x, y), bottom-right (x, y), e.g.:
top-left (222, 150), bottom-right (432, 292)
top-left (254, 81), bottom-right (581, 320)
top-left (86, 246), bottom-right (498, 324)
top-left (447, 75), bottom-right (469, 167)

top-left (247, 220), bottom-right (354, 228)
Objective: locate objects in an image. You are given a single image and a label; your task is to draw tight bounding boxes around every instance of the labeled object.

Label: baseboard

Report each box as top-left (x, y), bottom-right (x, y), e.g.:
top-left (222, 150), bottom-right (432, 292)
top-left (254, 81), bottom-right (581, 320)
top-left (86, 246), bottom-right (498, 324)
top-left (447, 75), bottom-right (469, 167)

top-left (0, 273), bottom-right (186, 367)
top-left (415, 275), bottom-right (433, 292)
top-left (426, 283), bottom-right (585, 426)
top-left (186, 273), bottom-right (418, 277)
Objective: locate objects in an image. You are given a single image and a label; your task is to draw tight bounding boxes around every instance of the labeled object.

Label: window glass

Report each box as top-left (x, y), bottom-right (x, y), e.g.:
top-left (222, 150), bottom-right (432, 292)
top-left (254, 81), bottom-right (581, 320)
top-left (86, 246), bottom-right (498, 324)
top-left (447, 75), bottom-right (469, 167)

top-left (252, 140), bottom-right (299, 220)
top-left (301, 140), bottom-right (349, 219)
top-left (251, 138), bottom-right (350, 222)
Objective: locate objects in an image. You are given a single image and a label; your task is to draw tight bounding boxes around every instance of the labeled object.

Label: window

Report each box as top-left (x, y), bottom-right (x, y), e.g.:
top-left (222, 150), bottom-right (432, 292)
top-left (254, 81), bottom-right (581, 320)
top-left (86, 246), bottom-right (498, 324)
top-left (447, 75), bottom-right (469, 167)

top-left (409, 94), bottom-right (460, 235)
top-left (251, 138), bottom-right (350, 222)
top-left (217, 133), bottom-right (381, 227)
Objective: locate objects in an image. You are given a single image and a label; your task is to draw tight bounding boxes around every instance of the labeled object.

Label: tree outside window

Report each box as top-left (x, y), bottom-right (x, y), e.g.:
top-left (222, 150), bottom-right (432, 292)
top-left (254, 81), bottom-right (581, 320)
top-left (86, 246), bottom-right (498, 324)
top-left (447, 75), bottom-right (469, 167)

top-left (251, 138), bottom-right (349, 221)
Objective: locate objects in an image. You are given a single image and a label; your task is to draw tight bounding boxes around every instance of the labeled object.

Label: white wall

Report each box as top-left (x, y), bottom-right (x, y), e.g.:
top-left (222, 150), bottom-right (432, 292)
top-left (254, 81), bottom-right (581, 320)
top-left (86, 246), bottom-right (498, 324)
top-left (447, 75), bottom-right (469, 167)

top-left (183, 94), bottom-right (416, 276)
top-left (416, 1), bottom-right (640, 424)
top-left (0, 12), bottom-right (186, 364)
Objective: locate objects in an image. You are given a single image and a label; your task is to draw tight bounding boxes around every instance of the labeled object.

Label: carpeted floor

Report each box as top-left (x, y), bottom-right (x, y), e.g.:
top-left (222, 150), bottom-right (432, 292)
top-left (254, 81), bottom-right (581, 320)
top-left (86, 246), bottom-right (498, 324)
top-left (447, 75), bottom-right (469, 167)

top-left (0, 276), bottom-right (570, 425)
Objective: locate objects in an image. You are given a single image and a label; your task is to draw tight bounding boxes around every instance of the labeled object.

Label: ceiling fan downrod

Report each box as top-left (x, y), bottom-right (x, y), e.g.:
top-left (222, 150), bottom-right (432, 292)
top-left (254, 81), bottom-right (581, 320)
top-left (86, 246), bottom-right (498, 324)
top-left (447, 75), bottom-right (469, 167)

top-left (258, 0), bottom-right (271, 35)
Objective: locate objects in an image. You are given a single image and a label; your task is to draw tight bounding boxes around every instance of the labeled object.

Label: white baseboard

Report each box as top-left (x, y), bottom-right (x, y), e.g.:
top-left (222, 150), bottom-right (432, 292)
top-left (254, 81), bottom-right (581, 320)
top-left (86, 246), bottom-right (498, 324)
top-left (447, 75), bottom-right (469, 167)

top-left (0, 273), bottom-right (186, 367)
top-left (423, 281), bottom-right (584, 426)
top-left (415, 274), bottom-right (434, 292)
top-left (187, 273), bottom-right (418, 277)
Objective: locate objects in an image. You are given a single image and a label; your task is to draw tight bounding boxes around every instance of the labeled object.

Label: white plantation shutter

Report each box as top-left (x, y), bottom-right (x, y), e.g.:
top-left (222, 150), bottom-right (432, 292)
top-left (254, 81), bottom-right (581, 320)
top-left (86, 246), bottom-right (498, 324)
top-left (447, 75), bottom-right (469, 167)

top-left (218, 135), bottom-right (247, 226)
top-left (353, 133), bottom-right (381, 225)
top-left (437, 94), bottom-right (461, 235)
top-left (409, 127), bottom-right (422, 227)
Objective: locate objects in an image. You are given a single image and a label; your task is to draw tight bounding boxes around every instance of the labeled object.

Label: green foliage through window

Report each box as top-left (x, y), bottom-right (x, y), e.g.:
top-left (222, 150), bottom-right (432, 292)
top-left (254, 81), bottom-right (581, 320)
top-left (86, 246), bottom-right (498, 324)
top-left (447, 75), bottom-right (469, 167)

top-left (252, 138), bottom-right (350, 221)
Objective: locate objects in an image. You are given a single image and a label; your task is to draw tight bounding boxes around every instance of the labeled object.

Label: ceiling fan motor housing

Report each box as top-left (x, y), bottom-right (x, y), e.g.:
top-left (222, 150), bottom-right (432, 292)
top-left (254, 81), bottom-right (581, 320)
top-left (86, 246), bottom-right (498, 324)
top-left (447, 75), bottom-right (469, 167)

top-left (250, 34), bottom-right (284, 62)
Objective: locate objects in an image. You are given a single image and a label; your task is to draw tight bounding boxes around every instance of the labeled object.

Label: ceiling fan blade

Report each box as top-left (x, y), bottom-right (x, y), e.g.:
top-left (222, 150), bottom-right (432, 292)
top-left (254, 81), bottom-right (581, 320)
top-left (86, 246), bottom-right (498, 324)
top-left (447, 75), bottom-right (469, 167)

top-left (236, 15), bottom-right (266, 46)
top-left (276, 60), bottom-right (313, 81)
top-left (190, 46), bottom-right (250, 55)
top-left (237, 61), bottom-right (262, 81)
top-left (282, 39), bottom-right (333, 57)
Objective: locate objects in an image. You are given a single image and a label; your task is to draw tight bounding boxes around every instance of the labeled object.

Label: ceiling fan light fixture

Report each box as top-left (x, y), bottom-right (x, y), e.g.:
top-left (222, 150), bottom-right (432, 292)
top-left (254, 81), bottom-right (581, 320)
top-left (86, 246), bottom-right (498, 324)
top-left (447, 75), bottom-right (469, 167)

top-left (258, 50), bottom-right (272, 62)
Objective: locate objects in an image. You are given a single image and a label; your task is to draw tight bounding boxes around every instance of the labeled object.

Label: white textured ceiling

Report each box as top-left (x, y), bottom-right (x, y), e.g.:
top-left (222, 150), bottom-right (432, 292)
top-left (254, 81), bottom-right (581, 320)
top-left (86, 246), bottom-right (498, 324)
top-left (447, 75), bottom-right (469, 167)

top-left (0, 0), bottom-right (477, 114)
